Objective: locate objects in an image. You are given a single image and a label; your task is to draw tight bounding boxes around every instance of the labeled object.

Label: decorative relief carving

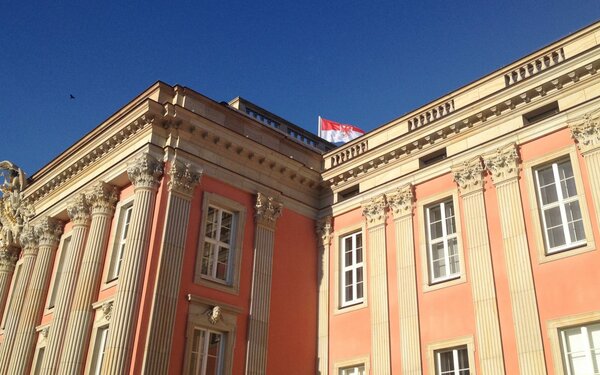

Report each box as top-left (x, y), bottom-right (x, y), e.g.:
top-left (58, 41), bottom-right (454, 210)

top-left (569, 110), bottom-right (600, 154)
top-left (483, 143), bottom-right (520, 185)
top-left (19, 225), bottom-right (39, 256)
top-left (67, 194), bottom-right (91, 226)
top-left (127, 153), bottom-right (164, 190)
top-left (36, 217), bottom-right (64, 248)
top-left (316, 217), bottom-right (333, 247)
top-left (255, 193), bottom-right (282, 228)
top-left (387, 185), bottom-right (414, 219)
top-left (167, 160), bottom-right (202, 197)
top-left (207, 306), bottom-right (222, 325)
top-left (362, 194), bottom-right (387, 227)
top-left (87, 181), bottom-right (119, 216)
top-left (452, 157), bottom-right (485, 195)
top-left (101, 301), bottom-right (113, 321)
top-left (0, 161), bottom-right (34, 250)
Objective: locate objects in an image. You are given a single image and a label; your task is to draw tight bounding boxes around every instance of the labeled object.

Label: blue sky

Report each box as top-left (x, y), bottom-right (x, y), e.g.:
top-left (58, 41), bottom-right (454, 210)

top-left (1, 1), bottom-right (599, 175)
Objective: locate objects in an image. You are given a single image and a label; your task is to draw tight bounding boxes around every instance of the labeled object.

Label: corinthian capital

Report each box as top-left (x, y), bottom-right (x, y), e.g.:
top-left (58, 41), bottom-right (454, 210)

top-left (569, 110), bottom-right (600, 154)
top-left (37, 217), bottom-right (64, 248)
top-left (387, 185), bottom-right (414, 219)
top-left (87, 181), bottom-right (119, 216)
top-left (362, 194), bottom-right (387, 227)
top-left (127, 153), bottom-right (163, 190)
top-left (19, 224), bottom-right (38, 256)
top-left (167, 160), bottom-right (202, 198)
top-left (0, 246), bottom-right (19, 273)
top-left (67, 194), bottom-right (91, 227)
top-left (316, 216), bottom-right (333, 247)
top-left (255, 193), bottom-right (283, 228)
top-left (452, 157), bottom-right (485, 195)
top-left (482, 143), bottom-right (520, 185)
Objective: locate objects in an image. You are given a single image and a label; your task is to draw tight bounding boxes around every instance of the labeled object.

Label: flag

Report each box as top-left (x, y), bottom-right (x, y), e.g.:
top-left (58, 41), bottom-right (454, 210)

top-left (318, 116), bottom-right (365, 143)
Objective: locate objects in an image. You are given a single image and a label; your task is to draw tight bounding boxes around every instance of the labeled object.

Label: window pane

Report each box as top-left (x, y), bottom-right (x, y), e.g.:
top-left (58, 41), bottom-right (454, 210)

top-left (356, 282), bottom-right (364, 299)
top-left (439, 351), bottom-right (455, 371)
top-left (537, 166), bottom-right (555, 187)
top-left (356, 246), bottom-right (363, 263)
top-left (344, 237), bottom-right (352, 252)
top-left (457, 347), bottom-right (470, 369)
top-left (547, 226), bottom-right (566, 249)
top-left (356, 267), bottom-right (363, 283)
top-left (540, 184), bottom-right (559, 205)
top-left (355, 233), bottom-right (362, 248)
top-left (201, 242), bottom-right (214, 276)
top-left (561, 177), bottom-right (578, 199)
top-left (345, 271), bottom-right (353, 287)
top-left (544, 206), bottom-right (564, 228)
top-left (558, 160), bottom-right (574, 180)
top-left (345, 250), bottom-right (353, 268)
top-left (220, 212), bottom-right (233, 243)
top-left (205, 207), bottom-right (217, 239)
top-left (431, 242), bottom-right (445, 262)
top-left (432, 259), bottom-right (446, 279)
top-left (448, 238), bottom-right (460, 275)
top-left (216, 247), bottom-right (229, 280)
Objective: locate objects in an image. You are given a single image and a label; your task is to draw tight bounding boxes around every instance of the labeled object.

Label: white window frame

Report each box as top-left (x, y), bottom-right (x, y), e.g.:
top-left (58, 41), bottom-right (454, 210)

top-left (427, 336), bottom-right (476, 375)
top-left (200, 205), bottom-right (235, 283)
top-left (426, 199), bottom-right (460, 284)
top-left (31, 324), bottom-right (49, 375)
top-left (85, 300), bottom-right (113, 375)
top-left (47, 235), bottom-right (71, 309)
top-left (188, 327), bottom-right (225, 375)
top-left (89, 325), bottom-right (109, 375)
top-left (340, 231), bottom-right (364, 308)
top-left (107, 201), bottom-right (133, 282)
top-left (435, 346), bottom-right (470, 375)
top-left (340, 364), bottom-right (365, 375)
top-left (559, 323), bottom-right (600, 375)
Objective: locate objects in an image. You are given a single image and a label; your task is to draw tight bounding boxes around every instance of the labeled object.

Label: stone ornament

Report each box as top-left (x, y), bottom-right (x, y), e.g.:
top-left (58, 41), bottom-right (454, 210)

top-left (316, 217), bottom-right (333, 247)
top-left (362, 194), bottom-right (387, 227)
top-left (127, 153), bottom-right (164, 190)
top-left (87, 182), bottom-right (119, 216)
top-left (0, 246), bottom-right (19, 273)
top-left (452, 157), bottom-right (485, 195)
top-left (387, 185), bottom-right (414, 219)
top-left (67, 194), bottom-right (91, 227)
top-left (40, 327), bottom-right (49, 339)
top-left (482, 143), bottom-right (520, 185)
top-left (569, 110), bottom-right (600, 154)
top-left (19, 224), bottom-right (39, 256)
top-left (167, 160), bottom-right (202, 197)
top-left (208, 306), bottom-right (222, 325)
top-left (101, 301), bottom-right (113, 321)
top-left (0, 161), bottom-right (34, 250)
top-left (255, 193), bottom-right (283, 228)
top-left (36, 217), bottom-right (64, 248)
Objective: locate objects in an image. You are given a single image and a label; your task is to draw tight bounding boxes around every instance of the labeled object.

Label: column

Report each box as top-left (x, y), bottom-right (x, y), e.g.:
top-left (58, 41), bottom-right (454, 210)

top-left (452, 157), bottom-right (505, 374)
top-left (142, 161), bottom-right (201, 374)
top-left (58, 182), bottom-right (118, 374)
top-left (569, 111), bottom-right (600, 223)
top-left (7, 217), bottom-right (63, 375)
top-left (387, 185), bottom-right (422, 375)
top-left (0, 225), bottom-right (37, 372)
top-left (40, 194), bottom-right (91, 374)
top-left (362, 194), bottom-right (391, 375)
top-left (316, 217), bottom-right (332, 375)
top-left (102, 153), bottom-right (163, 375)
top-left (0, 245), bottom-right (19, 321)
top-left (245, 192), bottom-right (282, 375)
top-left (483, 143), bottom-right (547, 375)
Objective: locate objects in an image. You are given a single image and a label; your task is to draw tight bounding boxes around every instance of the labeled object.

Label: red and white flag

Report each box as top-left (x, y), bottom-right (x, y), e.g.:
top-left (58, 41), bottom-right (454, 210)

top-left (318, 116), bottom-right (365, 143)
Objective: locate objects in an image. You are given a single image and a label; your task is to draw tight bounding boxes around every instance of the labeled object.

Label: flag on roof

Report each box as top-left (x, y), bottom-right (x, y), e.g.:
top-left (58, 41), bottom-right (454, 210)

top-left (318, 116), bottom-right (365, 143)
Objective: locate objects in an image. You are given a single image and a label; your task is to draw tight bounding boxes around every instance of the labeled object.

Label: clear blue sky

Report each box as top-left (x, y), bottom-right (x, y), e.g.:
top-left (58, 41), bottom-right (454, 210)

top-left (1, 1), bottom-right (599, 175)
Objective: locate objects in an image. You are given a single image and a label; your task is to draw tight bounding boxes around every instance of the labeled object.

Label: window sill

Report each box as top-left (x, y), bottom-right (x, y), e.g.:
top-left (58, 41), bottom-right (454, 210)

top-left (423, 273), bottom-right (466, 293)
top-left (194, 276), bottom-right (240, 296)
top-left (334, 300), bottom-right (367, 315)
top-left (539, 241), bottom-right (595, 264)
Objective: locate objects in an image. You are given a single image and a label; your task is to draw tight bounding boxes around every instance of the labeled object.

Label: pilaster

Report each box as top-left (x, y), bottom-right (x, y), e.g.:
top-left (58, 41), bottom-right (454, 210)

top-left (362, 194), bottom-right (391, 375)
top-left (452, 157), bottom-right (505, 374)
top-left (483, 143), bottom-right (547, 375)
top-left (316, 216), bottom-right (332, 375)
top-left (0, 245), bottom-right (19, 321)
top-left (245, 192), bottom-right (282, 375)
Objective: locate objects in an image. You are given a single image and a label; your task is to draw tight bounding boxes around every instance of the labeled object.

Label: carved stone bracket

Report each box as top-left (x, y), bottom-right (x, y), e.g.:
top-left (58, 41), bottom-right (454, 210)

top-left (569, 110), bottom-right (600, 154)
top-left (255, 193), bottom-right (283, 228)
top-left (67, 194), bottom-right (91, 227)
top-left (101, 301), bottom-right (114, 321)
top-left (362, 194), bottom-right (387, 227)
top-left (483, 143), bottom-right (520, 186)
top-left (452, 157), bottom-right (485, 196)
top-left (316, 217), bottom-right (333, 247)
top-left (387, 185), bottom-right (414, 220)
top-left (167, 160), bottom-right (202, 198)
top-left (87, 181), bottom-right (119, 216)
top-left (127, 153), bottom-right (164, 190)
top-left (36, 217), bottom-right (64, 248)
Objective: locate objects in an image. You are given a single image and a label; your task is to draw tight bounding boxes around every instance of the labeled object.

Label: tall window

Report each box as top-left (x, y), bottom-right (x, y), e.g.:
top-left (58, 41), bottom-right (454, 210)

top-left (560, 323), bottom-right (600, 375)
top-left (201, 206), bottom-right (234, 283)
top-left (341, 232), bottom-right (364, 307)
top-left (535, 159), bottom-right (586, 253)
top-left (90, 326), bottom-right (109, 375)
top-left (108, 204), bottom-right (133, 280)
top-left (31, 346), bottom-right (45, 375)
top-left (436, 347), bottom-right (470, 375)
top-left (340, 365), bottom-right (365, 375)
top-left (189, 328), bottom-right (224, 375)
top-left (48, 236), bottom-right (71, 308)
top-left (426, 200), bottom-right (459, 283)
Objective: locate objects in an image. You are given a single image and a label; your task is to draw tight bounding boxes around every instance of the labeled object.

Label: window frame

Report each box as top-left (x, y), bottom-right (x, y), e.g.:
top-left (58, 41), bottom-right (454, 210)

top-left (46, 234), bottom-right (71, 310)
top-left (340, 231), bottom-right (364, 308)
top-left (435, 346), bottom-right (470, 375)
top-left (106, 200), bottom-right (134, 282)
top-left (31, 324), bottom-right (49, 375)
top-left (188, 327), bottom-right (225, 375)
top-left (425, 199), bottom-right (460, 284)
top-left (333, 221), bottom-right (368, 314)
top-left (89, 325), bottom-right (109, 375)
top-left (427, 336), bottom-right (476, 375)
top-left (85, 299), bottom-right (113, 375)
top-left (334, 357), bottom-right (370, 375)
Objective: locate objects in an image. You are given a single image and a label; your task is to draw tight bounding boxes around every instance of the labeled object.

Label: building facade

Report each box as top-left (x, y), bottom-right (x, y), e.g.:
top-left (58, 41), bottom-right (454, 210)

top-left (1, 20), bottom-right (600, 375)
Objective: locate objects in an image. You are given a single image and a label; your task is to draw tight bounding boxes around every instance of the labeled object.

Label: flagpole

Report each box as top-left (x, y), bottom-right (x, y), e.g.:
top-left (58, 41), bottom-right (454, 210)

top-left (318, 116), bottom-right (321, 138)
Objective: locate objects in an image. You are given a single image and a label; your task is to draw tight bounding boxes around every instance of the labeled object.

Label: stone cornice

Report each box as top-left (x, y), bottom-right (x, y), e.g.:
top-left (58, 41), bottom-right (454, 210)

top-left (362, 194), bottom-right (387, 227)
top-left (387, 185), bottom-right (414, 220)
top-left (482, 143), bottom-right (520, 185)
top-left (36, 217), bottom-right (64, 249)
top-left (87, 182), bottom-right (119, 216)
top-left (316, 216), bottom-right (333, 247)
top-left (569, 107), bottom-right (600, 154)
top-left (66, 194), bottom-right (91, 227)
top-left (127, 153), bottom-right (164, 190)
top-left (452, 157), bottom-right (485, 196)
top-left (167, 160), bottom-right (202, 198)
top-left (255, 193), bottom-right (283, 229)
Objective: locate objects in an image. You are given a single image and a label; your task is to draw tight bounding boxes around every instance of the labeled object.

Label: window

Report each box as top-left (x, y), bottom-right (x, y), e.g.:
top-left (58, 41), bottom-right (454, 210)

top-left (108, 203), bottom-right (133, 281)
top-left (90, 326), bottom-right (109, 375)
top-left (523, 101), bottom-right (559, 125)
top-left (340, 365), bottom-right (365, 375)
top-left (426, 200), bottom-right (460, 283)
top-left (560, 323), bottom-right (600, 375)
top-left (48, 236), bottom-right (71, 308)
top-left (535, 159), bottom-right (586, 254)
top-left (435, 347), bottom-right (470, 375)
top-left (188, 328), bottom-right (225, 375)
top-left (420, 148), bottom-right (447, 168)
top-left (200, 206), bottom-right (234, 283)
top-left (341, 232), bottom-right (364, 307)
top-left (31, 346), bottom-right (45, 375)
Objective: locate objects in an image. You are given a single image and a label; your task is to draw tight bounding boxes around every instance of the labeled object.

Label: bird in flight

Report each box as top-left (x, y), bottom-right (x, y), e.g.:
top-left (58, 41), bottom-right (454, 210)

top-left (70, 94), bottom-right (75, 99)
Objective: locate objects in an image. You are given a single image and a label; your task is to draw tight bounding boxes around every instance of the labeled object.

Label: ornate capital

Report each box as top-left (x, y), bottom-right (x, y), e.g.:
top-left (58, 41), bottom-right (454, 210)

top-left (127, 153), bottom-right (163, 190)
top-left (0, 246), bottom-right (19, 273)
top-left (101, 301), bottom-right (113, 321)
top-left (387, 185), bottom-right (414, 219)
top-left (255, 193), bottom-right (283, 228)
top-left (67, 194), bottom-right (91, 227)
top-left (36, 217), bottom-right (64, 249)
top-left (452, 157), bottom-right (485, 195)
top-left (167, 161), bottom-right (202, 198)
top-left (362, 194), bottom-right (387, 227)
top-left (316, 217), bottom-right (333, 247)
top-left (19, 225), bottom-right (39, 256)
top-left (87, 181), bottom-right (119, 216)
top-left (569, 110), bottom-right (600, 154)
top-left (483, 143), bottom-right (520, 185)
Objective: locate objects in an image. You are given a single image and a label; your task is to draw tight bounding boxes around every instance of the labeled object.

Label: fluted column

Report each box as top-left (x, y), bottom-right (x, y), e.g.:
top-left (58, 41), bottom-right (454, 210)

top-left (0, 225), bottom-right (38, 372)
top-left (7, 217), bottom-right (63, 375)
top-left (102, 153), bottom-right (163, 375)
top-left (40, 194), bottom-right (91, 374)
top-left (58, 182), bottom-right (118, 374)
top-left (316, 217), bottom-right (332, 375)
top-left (569, 110), bottom-right (600, 224)
top-left (452, 158), bottom-right (505, 374)
top-left (0, 245), bottom-right (19, 322)
top-left (483, 143), bottom-right (546, 375)
top-left (362, 195), bottom-right (391, 375)
top-left (142, 161), bottom-right (201, 374)
top-left (245, 193), bottom-right (282, 375)
top-left (387, 185), bottom-right (422, 375)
